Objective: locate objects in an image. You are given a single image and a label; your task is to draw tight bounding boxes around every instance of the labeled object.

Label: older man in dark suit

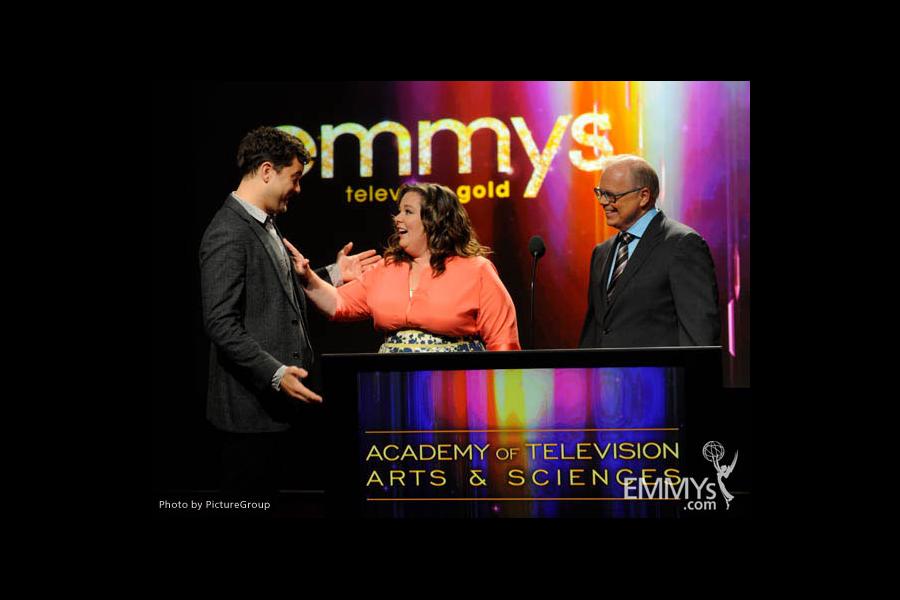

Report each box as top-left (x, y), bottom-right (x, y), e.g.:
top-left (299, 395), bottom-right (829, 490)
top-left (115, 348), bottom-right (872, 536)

top-left (200, 126), bottom-right (378, 496)
top-left (579, 155), bottom-right (720, 349)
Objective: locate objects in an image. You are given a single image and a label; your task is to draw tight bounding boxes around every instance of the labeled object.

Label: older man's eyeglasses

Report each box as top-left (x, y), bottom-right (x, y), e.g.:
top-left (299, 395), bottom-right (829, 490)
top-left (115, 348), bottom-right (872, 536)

top-left (593, 186), bottom-right (645, 204)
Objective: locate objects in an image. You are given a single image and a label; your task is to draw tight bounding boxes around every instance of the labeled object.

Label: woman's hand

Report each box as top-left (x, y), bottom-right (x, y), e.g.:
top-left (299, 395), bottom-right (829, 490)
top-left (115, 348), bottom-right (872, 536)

top-left (336, 241), bottom-right (381, 283)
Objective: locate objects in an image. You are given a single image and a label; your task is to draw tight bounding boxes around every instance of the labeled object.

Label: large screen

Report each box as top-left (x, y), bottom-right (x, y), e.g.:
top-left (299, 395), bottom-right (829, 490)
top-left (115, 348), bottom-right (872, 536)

top-left (183, 81), bottom-right (750, 387)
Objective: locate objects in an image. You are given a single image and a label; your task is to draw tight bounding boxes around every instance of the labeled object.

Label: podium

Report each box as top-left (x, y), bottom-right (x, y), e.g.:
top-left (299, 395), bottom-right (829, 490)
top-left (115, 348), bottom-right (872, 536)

top-left (322, 347), bottom-right (745, 518)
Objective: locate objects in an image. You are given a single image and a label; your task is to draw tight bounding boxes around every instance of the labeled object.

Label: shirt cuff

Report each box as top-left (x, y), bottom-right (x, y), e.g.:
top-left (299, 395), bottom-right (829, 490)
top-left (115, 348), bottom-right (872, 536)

top-left (326, 263), bottom-right (343, 287)
top-left (272, 364), bottom-right (288, 391)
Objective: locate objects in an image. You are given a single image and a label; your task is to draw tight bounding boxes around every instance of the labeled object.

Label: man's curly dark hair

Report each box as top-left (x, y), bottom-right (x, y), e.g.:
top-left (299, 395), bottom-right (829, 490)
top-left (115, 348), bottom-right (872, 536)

top-left (236, 126), bottom-right (311, 179)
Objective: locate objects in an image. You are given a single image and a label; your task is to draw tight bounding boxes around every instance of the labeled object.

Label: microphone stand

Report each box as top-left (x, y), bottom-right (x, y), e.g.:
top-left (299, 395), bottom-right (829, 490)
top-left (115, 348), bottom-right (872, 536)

top-left (530, 252), bottom-right (538, 349)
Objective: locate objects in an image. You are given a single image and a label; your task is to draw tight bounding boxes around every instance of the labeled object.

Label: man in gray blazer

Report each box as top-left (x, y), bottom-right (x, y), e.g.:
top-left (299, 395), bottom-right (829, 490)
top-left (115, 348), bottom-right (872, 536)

top-left (200, 126), bottom-right (378, 495)
top-left (579, 155), bottom-right (720, 349)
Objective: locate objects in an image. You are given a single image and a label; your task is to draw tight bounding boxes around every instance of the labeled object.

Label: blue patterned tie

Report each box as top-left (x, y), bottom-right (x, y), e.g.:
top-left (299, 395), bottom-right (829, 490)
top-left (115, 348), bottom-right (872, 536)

top-left (607, 232), bottom-right (634, 301)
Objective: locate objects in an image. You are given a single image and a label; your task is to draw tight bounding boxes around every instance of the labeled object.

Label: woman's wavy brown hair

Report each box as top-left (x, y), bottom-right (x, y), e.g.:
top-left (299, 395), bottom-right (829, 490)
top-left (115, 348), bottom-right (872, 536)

top-left (384, 183), bottom-right (491, 276)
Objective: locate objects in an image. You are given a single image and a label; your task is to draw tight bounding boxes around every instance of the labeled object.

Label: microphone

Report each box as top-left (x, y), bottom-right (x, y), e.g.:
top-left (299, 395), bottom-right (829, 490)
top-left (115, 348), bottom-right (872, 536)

top-left (528, 235), bottom-right (546, 349)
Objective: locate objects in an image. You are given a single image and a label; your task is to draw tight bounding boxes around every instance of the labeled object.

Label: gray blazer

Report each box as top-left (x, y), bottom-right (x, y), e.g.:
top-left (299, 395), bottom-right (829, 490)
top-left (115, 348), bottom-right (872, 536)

top-left (579, 211), bottom-right (721, 349)
top-left (200, 194), bottom-right (330, 432)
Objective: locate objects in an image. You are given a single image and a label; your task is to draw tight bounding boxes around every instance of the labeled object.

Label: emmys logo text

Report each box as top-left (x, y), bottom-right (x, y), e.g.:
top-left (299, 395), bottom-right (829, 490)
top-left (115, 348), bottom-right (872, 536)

top-left (622, 441), bottom-right (739, 511)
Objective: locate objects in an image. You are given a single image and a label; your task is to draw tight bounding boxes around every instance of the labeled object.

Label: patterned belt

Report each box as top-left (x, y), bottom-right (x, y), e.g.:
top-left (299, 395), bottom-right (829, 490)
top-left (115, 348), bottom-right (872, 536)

top-left (378, 329), bottom-right (486, 353)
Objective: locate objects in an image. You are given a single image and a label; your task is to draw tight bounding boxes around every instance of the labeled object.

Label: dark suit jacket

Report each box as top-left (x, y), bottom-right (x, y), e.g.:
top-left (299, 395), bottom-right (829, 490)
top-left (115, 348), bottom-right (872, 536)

top-left (579, 210), bottom-right (720, 349)
top-left (200, 194), bottom-right (330, 433)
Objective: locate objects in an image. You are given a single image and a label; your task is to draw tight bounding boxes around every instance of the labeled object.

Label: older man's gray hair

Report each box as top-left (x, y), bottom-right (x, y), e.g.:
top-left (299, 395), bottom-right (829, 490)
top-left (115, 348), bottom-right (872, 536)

top-left (605, 154), bottom-right (660, 204)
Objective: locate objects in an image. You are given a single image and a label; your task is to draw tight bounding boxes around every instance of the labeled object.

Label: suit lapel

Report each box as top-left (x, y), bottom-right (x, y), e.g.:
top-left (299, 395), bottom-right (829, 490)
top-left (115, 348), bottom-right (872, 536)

top-left (226, 195), bottom-right (300, 315)
top-left (604, 211), bottom-right (666, 315)
top-left (596, 240), bottom-right (616, 312)
top-left (275, 222), bottom-right (314, 355)
top-left (268, 220), bottom-right (302, 315)
top-left (272, 221), bottom-right (306, 317)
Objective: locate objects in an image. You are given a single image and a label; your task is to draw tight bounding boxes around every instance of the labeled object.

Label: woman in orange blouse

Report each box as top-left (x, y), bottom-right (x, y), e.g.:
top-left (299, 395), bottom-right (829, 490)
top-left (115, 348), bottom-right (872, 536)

top-left (285, 183), bottom-right (520, 352)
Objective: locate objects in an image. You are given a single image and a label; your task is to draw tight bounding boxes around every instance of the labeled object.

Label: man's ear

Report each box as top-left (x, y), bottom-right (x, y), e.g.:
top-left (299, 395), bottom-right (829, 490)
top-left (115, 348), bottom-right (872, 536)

top-left (639, 190), bottom-right (651, 209)
top-left (260, 161), bottom-right (274, 183)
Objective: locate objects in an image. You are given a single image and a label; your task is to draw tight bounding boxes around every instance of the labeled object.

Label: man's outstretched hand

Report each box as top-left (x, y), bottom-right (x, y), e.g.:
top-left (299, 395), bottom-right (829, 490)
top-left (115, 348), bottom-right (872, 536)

top-left (279, 366), bottom-right (323, 403)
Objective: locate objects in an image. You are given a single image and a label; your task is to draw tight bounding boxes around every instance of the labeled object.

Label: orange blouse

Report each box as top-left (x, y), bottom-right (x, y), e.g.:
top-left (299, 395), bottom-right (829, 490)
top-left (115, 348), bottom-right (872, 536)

top-left (333, 255), bottom-right (521, 351)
